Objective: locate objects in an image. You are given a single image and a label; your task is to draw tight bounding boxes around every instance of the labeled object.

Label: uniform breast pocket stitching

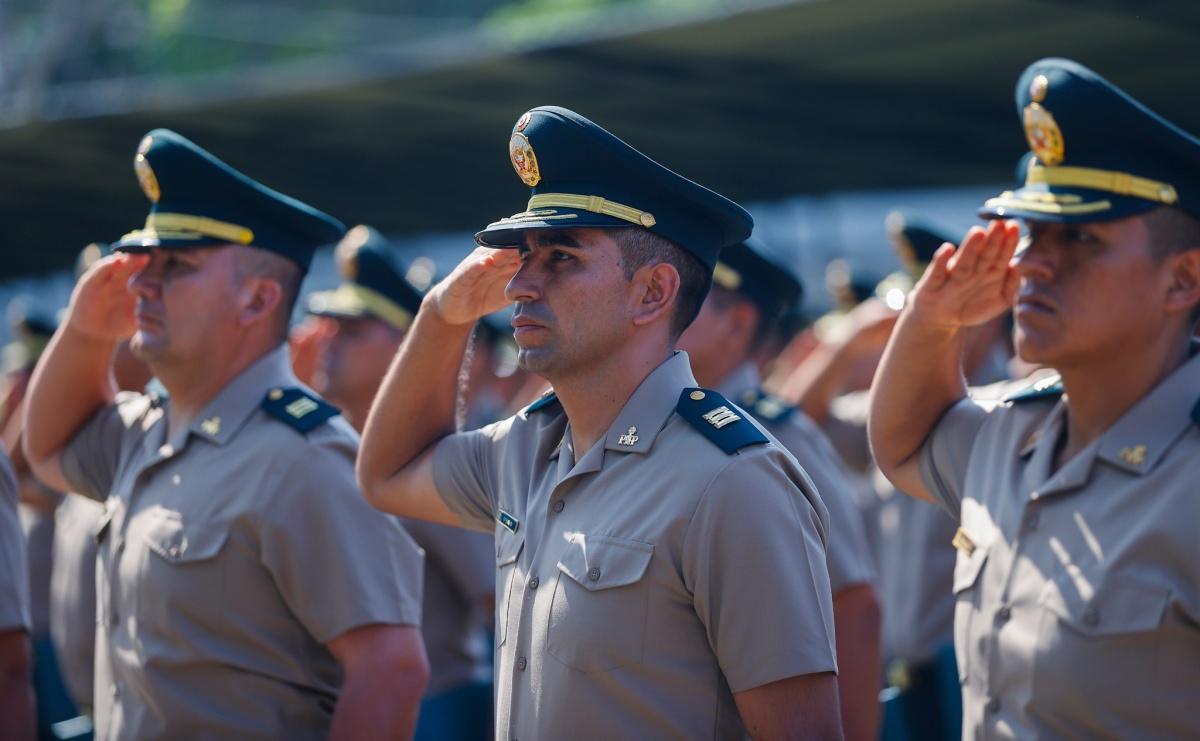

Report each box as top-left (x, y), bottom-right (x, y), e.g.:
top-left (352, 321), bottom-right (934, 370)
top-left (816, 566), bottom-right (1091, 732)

top-left (141, 511), bottom-right (230, 564)
top-left (556, 534), bottom-right (654, 591)
top-left (1040, 576), bottom-right (1170, 638)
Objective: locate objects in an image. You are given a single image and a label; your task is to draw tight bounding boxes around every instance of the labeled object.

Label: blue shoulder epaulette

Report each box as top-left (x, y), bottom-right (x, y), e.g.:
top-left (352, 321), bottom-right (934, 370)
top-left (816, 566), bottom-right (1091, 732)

top-left (738, 388), bottom-right (796, 424)
top-left (676, 388), bottom-right (769, 455)
top-left (260, 387), bottom-right (339, 434)
top-left (524, 390), bottom-right (560, 415)
top-left (1003, 374), bottom-right (1063, 404)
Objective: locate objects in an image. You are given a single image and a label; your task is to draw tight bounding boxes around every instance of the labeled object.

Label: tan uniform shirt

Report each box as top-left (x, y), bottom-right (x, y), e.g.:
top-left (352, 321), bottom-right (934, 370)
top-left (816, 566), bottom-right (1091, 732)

top-left (402, 519), bottom-right (494, 696)
top-left (0, 449), bottom-right (29, 632)
top-left (433, 351), bottom-right (837, 740)
top-left (721, 363), bottom-right (875, 593)
top-left (920, 352), bottom-right (1200, 739)
top-left (60, 346), bottom-right (424, 740)
top-left (50, 493), bottom-right (104, 709)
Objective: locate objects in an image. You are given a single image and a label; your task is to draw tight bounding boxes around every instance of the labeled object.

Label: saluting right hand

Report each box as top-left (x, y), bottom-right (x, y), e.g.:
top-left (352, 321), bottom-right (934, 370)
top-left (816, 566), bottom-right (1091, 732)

top-left (425, 247), bottom-right (521, 326)
top-left (907, 219), bottom-right (1021, 330)
top-left (66, 253), bottom-right (149, 341)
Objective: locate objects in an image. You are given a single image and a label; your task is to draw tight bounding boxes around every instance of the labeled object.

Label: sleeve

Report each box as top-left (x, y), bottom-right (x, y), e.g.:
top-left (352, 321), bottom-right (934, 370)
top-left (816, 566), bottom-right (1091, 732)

top-left (60, 391), bottom-right (148, 502)
top-left (918, 397), bottom-right (991, 519)
top-left (683, 449), bottom-right (839, 693)
top-left (824, 392), bottom-right (873, 473)
top-left (781, 420), bottom-right (876, 592)
top-left (0, 449), bottom-right (31, 631)
top-left (260, 435), bottom-right (425, 644)
top-left (430, 418), bottom-right (512, 533)
top-left (402, 519), bottom-right (495, 602)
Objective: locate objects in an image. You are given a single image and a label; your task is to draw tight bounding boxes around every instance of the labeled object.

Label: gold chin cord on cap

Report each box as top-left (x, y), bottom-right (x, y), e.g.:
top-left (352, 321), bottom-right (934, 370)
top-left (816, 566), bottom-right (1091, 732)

top-left (1026, 165), bottom-right (1178, 204)
top-left (130, 212), bottom-right (256, 245)
top-left (527, 193), bottom-right (656, 228)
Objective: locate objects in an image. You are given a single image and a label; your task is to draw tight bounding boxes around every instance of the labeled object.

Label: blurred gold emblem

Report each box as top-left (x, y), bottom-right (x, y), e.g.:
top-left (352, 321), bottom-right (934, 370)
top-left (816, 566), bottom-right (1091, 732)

top-left (1023, 103), bottom-right (1064, 166)
top-left (335, 225), bottom-right (371, 280)
top-left (134, 153), bottom-right (160, 203)
top-left (516, 111), bottom-right (532, 132)
top-left (1029, 74), bottom-right (1049, 103)
top-left (510, 132), bottom-right (541, 187)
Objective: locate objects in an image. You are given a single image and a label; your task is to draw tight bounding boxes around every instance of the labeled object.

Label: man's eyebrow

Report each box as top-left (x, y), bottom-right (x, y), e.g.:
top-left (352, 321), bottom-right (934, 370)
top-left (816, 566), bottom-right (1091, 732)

top-left (530, 231), bottom-right (584, 250)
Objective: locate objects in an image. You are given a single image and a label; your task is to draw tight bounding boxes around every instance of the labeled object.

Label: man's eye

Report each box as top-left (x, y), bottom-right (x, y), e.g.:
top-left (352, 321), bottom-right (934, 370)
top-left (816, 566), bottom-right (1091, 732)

top-left (552, 250), bottom-right (572, 261)
top-left (1065, 228), bottom-right (1095, 244)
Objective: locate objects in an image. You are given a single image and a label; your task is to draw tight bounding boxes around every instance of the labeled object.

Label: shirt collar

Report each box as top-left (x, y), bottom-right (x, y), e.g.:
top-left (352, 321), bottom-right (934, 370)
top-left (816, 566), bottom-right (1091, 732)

top-left (601, 351), bottom-right (698, 456)
top-left (1094, 350), bottom-right (1200, 475)
top-left (172, 344), bottom-right (297, 449)
top-left (716, 362), bottom-right (761, 400)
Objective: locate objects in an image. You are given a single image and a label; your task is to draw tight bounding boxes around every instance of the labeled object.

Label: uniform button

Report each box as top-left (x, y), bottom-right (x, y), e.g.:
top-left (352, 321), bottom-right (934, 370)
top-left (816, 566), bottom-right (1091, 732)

top-left (516, 656), bottom-right (527, 671)
top-left (552, 500), bottom-right (565, 513)
top-left (986, 697), bottom-right (1000, 714)
top-left (996, 606), bottom-right (1012, 624)
top-left (168, 545), bottom-right (181, 558)
top-left (528, 576), bottom-right (540, 590)
top-left (1082, 607), bottom-right (1100, 627)
top-left (587, 567), bottom-right (601, 581)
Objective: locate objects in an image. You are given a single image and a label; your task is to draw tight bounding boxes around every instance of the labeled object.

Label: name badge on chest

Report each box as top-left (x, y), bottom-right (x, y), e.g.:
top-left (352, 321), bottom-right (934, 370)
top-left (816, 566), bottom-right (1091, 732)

top-left (498, 510), bottom-right (520, 534)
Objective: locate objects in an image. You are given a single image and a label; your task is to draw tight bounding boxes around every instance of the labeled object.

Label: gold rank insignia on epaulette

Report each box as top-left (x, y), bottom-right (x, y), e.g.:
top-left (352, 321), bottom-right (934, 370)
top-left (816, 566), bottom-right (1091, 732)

top-left (260, 387), bottom-right (339, 434)
top-left (1003, 373), bottom-right (1064, 404)
top-left (951, 527), bottom-right (976, 556)
top-left (738, 388), bottom-right (797, 424)
top-left (676, 388), bottom-right (768, 455)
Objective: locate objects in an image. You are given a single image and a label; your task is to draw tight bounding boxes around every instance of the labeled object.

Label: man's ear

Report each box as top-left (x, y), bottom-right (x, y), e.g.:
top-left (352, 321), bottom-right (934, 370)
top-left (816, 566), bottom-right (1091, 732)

top-left (238, 276), bottom-right (284, 327)
top-left (630, 262), bottom-right (681, 328)
top-left (1164, 247), bottom-right (1200, 317)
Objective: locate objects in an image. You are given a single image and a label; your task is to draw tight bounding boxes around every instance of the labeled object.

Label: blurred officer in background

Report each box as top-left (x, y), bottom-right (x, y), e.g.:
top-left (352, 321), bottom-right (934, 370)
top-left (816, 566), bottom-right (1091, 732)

top-left (871, 58), bottom-right (1200, 737)
top-left (306, 224), bottom-right (495, 741)
top-left (1, 441), bottom-right (33, 739)
top-left (22, 129), bottom-right (428, 739)
top-left (677, 239), bottom-right (881, 741)
top-left (359, 106), bottom-right (842, 739)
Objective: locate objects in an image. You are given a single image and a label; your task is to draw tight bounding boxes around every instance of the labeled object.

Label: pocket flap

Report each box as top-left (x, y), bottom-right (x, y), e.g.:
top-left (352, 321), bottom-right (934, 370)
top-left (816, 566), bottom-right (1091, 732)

top-left (496, 532), bottom-right (524, 567)
top-left (141, 508), bottom-right (228, 563)
top-left (557, 533), bottom-right (653, 592)
top-left (1041, 576), bottom-right (1169, 637)
top-left (952, 541), bottom-right (989, 595)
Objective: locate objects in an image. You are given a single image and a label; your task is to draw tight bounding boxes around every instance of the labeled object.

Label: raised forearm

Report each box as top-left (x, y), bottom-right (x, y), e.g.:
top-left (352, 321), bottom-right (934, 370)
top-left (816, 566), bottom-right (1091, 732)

top-left (867, 309), bottom-right (966, 494)
top-left (357, 301), bottom-right (475, 498)
top-left (23, 326), bottom-right (116, 472)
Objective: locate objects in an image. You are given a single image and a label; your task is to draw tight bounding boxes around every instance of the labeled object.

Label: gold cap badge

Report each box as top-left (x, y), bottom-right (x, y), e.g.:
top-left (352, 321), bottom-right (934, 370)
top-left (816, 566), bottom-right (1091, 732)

top-left (510, 132), bottom-right (541, 187)
top-left (134, 135), bottom-right (161, 203)
top-left (1023, 102), bottom-right (1065, 166)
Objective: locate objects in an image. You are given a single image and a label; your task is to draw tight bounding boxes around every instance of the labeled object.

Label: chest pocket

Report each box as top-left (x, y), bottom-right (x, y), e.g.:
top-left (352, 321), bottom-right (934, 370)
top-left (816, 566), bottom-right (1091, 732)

top-left (1033, 574), bottom-right (1169, 708)
top-left (547, 533), bottom-right (654, 674)
top-left (951, 541), bottom-right (989, 683)
top-left (495, 531), bottom-right (525, 647)
top-left (136, 507), bottom-right (230, 633)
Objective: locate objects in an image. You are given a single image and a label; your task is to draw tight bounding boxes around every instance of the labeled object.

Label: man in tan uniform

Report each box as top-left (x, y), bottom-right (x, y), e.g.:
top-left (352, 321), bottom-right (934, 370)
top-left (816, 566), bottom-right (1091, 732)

top-left (306, 225), bottom-right (495, 740)
top-left (676, 239), bottom-right (882, 741)
top-left (22, 129), bottom-right (429, 739)
top-left (870, 58), bottom-right (1200, 738)
top-left (359, 106), bottom-right (842, 739)
top-left (0, 448), bottom-right (34, 739)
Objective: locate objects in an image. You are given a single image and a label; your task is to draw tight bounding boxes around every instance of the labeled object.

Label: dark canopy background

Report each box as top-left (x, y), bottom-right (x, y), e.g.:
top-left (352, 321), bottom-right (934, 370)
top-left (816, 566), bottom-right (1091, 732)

top-left (2, 0), bottom-right (1197, 278)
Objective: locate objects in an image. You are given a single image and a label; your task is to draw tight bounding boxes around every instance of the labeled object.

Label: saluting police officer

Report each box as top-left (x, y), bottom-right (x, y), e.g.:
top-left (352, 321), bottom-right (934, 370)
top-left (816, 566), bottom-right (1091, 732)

top-left (870, 58), bottom-right (1200, 738)
top-left (676, 239), bottom-right (882, 741)
top-left (306, 225), bottom-right (495, 740)
top-left (358, 106), bottom-right (842, 739)
top-left (22, 129), bottom-right (429, 739)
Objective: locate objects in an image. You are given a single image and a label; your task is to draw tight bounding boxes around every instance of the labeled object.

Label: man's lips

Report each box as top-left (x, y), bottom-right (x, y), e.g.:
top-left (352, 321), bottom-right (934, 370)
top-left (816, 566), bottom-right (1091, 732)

top-left (511, 316), bottom-right (547, 333)
top-left (1015, 292), bottom-right (1055, 316)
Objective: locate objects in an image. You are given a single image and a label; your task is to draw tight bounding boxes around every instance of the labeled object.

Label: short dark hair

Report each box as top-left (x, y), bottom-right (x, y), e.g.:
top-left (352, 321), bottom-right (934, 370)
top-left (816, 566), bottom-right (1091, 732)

top-left (610, 227), bottom-right (709, 339)
top-left (706, 284), bottom-right (775, 350)
top-left (1144, 207), bottom-right (1200, 324)
top-left (234, 247), bottom-right (303, 342)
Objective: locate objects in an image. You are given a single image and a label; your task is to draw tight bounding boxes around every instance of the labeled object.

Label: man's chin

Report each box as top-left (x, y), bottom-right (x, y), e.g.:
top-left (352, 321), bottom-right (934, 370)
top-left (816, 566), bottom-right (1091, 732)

top-left (516, 347), bottom-right (555, 376)
top-left (128, 331), bottom-right (169, 362)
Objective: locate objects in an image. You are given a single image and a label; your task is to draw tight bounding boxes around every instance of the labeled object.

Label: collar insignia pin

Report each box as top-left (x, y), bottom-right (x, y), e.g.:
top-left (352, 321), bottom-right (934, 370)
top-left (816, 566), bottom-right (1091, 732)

top-left (1118, 444), bottom-right (1147, 467)
top-left (618, 426), bottom-right (639, 446)
top-left (201, 416), bottom-right (221, 436)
